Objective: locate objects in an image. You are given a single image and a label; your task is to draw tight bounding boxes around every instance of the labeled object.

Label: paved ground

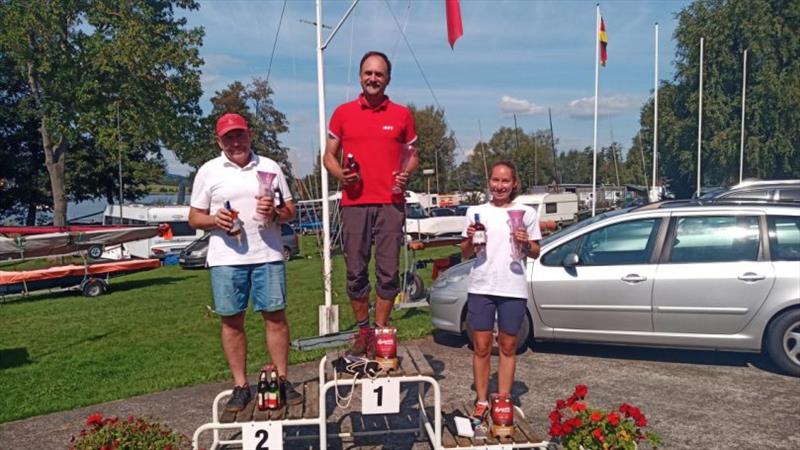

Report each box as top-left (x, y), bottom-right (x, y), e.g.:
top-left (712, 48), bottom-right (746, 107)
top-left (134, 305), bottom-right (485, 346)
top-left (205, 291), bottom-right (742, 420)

top-left (2, 333), bottom-right (798, 449)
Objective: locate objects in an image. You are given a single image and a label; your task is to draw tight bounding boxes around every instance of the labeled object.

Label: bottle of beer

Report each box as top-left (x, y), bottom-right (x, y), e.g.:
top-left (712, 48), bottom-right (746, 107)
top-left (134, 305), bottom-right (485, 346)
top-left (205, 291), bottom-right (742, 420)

top-left (256, 370), bottom-right (269, 411)
top-left (274, 187), bottom-right (285, 209)
top-left (267, 368), bottom-right (280, 410)
top-left (472, 213), bottom-right (487, 251)
top-left (345, 153), bottom-right (363, 195)
top-left (224, 201), bottom-right (243, 241)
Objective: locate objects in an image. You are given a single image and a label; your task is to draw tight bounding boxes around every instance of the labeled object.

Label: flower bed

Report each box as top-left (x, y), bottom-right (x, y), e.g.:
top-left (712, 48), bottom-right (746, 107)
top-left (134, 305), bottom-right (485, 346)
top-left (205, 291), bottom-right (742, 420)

top-left (548, 384), bottom-right (661, 450)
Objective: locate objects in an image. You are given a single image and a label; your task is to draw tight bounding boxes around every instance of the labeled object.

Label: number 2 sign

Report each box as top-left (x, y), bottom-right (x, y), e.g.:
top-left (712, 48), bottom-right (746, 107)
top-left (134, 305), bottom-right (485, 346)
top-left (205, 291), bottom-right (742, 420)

top-left (361, 378), bottom-right (400, 415)
top-left (242, 421), bottom-right (283, 450)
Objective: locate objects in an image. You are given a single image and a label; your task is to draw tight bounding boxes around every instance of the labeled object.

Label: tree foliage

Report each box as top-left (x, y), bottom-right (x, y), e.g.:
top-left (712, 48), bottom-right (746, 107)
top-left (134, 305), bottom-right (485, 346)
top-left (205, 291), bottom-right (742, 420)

top-left (640, 0), bottom-right (800, 197)
top-left (0, 0), bottom-right (204, 224)
top-left (408, 105), bottom-right (457, 193)
top-left (186, 78), bottom-right (294, 184)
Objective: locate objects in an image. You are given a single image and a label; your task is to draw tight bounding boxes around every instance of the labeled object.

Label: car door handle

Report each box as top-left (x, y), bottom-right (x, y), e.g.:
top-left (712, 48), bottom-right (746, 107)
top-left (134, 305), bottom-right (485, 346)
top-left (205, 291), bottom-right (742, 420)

top-left (738, 272), bottom-right (766, 282)
top-left (621, 274), bottom-right (647, 283)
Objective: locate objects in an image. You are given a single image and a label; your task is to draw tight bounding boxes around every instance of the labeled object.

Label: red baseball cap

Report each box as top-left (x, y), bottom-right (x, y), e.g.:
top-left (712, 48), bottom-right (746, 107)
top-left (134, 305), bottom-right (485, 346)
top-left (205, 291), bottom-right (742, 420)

top-left (215, 113), bottom-right (249, 137)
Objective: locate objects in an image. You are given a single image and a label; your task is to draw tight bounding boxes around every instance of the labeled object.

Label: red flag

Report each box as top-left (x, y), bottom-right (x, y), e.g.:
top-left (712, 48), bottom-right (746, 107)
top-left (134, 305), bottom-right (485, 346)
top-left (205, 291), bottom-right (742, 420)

top-left (599, 17), bottom-right (608, 66)
top-left (446, 0), bottom-right (463, 49)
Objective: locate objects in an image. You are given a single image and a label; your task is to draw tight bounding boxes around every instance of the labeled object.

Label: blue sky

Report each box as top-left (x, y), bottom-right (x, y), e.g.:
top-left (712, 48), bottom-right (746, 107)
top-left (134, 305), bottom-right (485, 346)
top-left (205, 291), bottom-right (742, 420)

top-left (174, 0), bottom-right (692, 177)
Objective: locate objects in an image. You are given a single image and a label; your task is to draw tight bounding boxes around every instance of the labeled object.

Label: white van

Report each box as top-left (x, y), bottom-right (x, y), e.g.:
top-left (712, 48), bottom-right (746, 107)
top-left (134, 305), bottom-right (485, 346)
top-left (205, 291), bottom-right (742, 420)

top-left (103, 204), bottom-right (203, 258)
top-left (514, 192), bottom-right (578, 225)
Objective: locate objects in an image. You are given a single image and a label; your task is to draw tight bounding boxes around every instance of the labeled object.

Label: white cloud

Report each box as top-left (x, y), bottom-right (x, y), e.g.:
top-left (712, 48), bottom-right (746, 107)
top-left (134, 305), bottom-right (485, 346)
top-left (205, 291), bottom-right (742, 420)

top-left (499, 95), bottom-right (547, 116)
top-left (566, 94), bottom-right (643, 119)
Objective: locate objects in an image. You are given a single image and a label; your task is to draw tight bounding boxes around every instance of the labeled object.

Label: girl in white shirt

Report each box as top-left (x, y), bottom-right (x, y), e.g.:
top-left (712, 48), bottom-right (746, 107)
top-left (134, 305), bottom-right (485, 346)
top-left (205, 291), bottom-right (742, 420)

top-left (460, 161), bottom-right (542, 427)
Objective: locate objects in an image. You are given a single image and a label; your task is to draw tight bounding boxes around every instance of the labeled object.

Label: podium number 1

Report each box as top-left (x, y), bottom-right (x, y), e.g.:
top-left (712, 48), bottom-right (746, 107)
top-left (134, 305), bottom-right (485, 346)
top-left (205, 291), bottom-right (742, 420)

top-left (361, 378), bottom-right (400, 414)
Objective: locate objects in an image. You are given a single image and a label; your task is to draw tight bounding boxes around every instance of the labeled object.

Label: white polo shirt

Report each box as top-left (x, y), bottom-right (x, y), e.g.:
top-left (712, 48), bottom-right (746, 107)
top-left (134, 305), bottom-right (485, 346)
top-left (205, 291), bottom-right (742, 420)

top-left (461, 202), bottom-right (542, 299)
top-left (191, 152), bottom-right (293, 267)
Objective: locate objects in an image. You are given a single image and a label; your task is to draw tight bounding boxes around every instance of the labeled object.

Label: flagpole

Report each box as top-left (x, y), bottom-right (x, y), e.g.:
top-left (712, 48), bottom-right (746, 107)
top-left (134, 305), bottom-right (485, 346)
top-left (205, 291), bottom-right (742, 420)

top-left (591, 3), bottom-right (600, 217)
top-left (739, 49), bottom-right (747, 183)
top-left (650, 22), bottom-right (659, 202)
top-left (696, 37), bottom-right (704, 197)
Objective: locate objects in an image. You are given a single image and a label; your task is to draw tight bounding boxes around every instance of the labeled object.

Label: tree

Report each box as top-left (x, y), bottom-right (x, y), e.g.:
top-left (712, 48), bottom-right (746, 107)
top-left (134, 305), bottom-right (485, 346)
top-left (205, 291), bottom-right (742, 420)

top-left (0, 0), bottom-right (204, 225)
top-left (408, 105), bottom-right (457, 193)
top-left (187, 78), bottom-right (294, 184)
top-left (637, 0), bottom-right (800, 197)
top-left (0, 52), bottom-right (49, 225)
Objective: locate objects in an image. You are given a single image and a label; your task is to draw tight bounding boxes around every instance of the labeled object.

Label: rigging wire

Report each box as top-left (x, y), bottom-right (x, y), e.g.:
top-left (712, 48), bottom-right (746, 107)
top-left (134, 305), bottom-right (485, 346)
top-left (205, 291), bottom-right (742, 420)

top-left (265, 0), bottom-right (289, 87)
top-left (382, 0), bottom-right (466, 189)
top-left (390, 0), bottom-right (412, 60)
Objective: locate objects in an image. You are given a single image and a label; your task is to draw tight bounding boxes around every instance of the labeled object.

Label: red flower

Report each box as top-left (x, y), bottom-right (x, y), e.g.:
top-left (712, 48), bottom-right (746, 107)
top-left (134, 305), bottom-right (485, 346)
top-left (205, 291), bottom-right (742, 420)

top-left (549, 410), bottom-right (562, 424)
top-left (555, 399), bottom-right (567, 410)
top-left (574, 384), bottom-right (589, 399)
top-left (549, 423), bottom-right (563, 437)
top-left (636, 415), bottom-right (648, 427)
top-left (127, 415), bottom-right (135, 423)
top-left (593, 428), bottom-right (605, 442)
top-left (562, 423), bottom-right (573, 434)
top-left (571, 402), bottom-right (587, 412)
top-left (607, 412), bottom-right (620, 426)
top-left (568, 417), bottom-right (583, 428)
top-left (86, 413), bottom-right (103, 427)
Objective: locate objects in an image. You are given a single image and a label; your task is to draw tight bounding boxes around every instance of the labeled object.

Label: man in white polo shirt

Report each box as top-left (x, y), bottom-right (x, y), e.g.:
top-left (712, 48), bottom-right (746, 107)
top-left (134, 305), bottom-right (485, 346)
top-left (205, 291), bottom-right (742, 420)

top-left (189, 113), bottom-right (302, 412)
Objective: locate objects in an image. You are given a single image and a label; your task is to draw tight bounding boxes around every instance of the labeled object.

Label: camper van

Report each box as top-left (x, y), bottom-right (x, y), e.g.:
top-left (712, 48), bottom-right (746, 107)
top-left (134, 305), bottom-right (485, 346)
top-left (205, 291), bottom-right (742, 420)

top-left (103, 204), bottom-right (203, 259)
top-left (514, 192), bottom-right (578, 225)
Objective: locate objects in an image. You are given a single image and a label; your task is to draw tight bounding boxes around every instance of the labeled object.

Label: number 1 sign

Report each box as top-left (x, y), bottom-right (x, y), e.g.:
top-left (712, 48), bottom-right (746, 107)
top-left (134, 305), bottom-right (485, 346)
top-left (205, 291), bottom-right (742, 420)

top-left (361, 378), bottom-right (400, 415)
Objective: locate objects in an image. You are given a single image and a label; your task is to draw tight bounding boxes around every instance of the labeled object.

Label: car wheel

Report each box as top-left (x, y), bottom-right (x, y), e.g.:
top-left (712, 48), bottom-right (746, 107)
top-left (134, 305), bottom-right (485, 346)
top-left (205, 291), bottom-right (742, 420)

top-left (87, 244), bottom-right (104, 260)
top-left (283, 247), bottom-right (292, 261)
top-left (463, 309), bottom-right (531, 355)
top-left (765, 309), bottom-right (800, 377)
top-left (81, 278), bottom-right (106, 297)
top-left (404, 271), bottom-right (425, 301)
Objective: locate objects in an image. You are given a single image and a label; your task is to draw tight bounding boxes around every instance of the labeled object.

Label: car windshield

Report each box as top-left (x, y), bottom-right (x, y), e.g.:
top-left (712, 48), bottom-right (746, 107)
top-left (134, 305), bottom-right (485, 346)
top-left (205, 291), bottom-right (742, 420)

top-left (540, 208), bottom-right (633, 246)
top-left (406, 203), bottom-right (429, 219)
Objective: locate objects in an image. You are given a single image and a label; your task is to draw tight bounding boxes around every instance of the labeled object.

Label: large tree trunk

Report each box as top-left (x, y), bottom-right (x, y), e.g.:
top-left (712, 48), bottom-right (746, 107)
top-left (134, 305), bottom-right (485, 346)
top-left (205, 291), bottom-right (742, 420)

top-left (43, 137), bottom-right (67, 226)
top-left (26, 61), bottom-right (69, 226)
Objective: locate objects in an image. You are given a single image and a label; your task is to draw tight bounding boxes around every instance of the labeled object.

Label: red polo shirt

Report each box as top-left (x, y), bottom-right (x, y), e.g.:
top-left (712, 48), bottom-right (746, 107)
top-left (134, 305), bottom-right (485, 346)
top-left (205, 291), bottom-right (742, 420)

top-left (328, 95), bottom-right (417, 206)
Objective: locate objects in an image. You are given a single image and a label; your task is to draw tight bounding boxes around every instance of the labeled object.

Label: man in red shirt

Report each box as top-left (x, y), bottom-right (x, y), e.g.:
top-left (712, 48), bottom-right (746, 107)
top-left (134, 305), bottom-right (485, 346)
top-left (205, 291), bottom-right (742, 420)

top-left (324, 51), bottom-right (419, 356)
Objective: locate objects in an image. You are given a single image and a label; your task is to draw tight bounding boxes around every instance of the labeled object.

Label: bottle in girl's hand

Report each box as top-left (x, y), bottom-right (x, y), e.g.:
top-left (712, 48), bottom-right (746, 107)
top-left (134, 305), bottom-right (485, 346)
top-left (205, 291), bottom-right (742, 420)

top-left (472, 213), bottom-right (486, 251)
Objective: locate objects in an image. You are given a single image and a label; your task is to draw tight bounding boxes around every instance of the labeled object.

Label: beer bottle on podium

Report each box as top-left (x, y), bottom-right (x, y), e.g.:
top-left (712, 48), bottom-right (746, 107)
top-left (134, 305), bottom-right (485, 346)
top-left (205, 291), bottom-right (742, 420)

top-left (267, 368), bottom-right (280, 410)
top-left (256, 370), bottom-right (269, 411)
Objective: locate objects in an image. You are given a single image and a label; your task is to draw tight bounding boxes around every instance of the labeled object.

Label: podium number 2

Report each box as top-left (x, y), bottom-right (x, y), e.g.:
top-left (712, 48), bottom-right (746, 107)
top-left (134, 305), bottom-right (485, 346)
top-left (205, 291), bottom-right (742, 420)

top-left (361, 378), bottom-right (400, 415)
top-left (256, 430), bottom-right (268, 450)
top-left (243, 422), bottom-right (282, 450)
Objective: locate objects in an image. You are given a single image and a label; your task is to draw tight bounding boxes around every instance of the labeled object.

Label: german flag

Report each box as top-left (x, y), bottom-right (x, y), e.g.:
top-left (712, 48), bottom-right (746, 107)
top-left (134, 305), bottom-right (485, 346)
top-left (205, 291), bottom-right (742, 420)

top-left (599, 17), bottom-right (608, 66)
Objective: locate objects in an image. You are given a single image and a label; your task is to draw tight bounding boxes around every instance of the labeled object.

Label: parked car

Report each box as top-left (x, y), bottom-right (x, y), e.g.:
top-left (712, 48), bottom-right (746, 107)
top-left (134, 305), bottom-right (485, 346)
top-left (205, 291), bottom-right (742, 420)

top-left (702, 179), bottom-right (800, 202)
top-left (179, 223), bottom-right (300, 269)
top-left (429, 201), bottom-right (800, 376)
top-left (429, 207), bottom-right (457, 217)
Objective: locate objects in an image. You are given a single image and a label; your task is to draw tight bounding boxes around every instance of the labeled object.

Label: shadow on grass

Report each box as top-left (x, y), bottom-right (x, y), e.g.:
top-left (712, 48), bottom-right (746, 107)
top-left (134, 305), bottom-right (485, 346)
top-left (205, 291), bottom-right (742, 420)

top-left (0, 347), bottom-right (31, 369)
top-left (0, 276), bottom-right (192, 306)
top-left (106, 276), bottom-right (191, 294)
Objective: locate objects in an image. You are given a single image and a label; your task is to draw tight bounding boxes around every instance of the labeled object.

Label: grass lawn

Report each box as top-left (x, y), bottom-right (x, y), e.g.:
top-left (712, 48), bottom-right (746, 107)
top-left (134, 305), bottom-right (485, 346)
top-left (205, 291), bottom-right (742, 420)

top-left (0, 235), bottom-right (460, 423)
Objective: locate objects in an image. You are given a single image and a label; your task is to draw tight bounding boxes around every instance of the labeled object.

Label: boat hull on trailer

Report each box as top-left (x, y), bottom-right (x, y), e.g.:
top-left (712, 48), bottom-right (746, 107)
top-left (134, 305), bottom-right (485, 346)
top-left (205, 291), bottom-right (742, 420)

top-left (0, 226), bottom-right (165, 261)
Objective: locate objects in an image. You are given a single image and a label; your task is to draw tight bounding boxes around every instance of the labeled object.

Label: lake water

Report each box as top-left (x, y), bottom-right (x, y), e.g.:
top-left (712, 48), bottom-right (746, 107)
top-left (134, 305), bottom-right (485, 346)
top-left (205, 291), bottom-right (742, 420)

top-left (48, 193), bottom-right (192, 224)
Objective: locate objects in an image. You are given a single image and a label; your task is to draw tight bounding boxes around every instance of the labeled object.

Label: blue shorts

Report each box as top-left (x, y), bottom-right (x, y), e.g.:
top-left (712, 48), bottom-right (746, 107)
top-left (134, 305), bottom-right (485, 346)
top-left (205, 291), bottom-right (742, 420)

top-left (210, 262), bottom-right (287, 316)
top-left (467, 293), bottom-right (528, 335)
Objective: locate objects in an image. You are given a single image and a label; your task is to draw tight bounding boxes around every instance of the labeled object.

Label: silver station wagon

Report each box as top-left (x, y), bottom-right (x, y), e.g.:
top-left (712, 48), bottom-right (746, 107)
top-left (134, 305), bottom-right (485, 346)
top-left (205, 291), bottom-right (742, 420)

top-left (429, 201), bottom-right (800, 376)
